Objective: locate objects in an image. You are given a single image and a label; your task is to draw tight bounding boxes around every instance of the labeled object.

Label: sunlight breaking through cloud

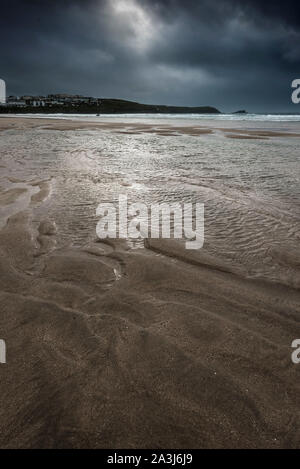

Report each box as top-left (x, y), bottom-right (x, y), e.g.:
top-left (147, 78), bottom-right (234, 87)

top-left (109, 0), bottom-right (160, 51)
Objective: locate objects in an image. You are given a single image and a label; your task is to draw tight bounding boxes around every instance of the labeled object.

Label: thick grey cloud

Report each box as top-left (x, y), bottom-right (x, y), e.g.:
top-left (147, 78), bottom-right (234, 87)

top-left (0, 0), bottom-right (299, 111)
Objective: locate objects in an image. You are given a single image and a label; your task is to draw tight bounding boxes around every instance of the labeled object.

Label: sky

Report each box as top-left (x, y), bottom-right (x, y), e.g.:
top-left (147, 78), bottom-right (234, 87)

top-left (0, 0), bottom-right (300, 112)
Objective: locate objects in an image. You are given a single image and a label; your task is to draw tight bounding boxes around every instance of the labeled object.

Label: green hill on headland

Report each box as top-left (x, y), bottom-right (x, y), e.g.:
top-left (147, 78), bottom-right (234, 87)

top-left (0, 98), bottom-right (220, 114)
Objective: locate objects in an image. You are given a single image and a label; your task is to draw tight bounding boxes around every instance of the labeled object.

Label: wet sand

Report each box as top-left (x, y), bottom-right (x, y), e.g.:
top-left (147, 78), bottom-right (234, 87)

top-left (2, 115), bottom-right (300, 138)
top-left (0, 117), bottom-right (300, 449)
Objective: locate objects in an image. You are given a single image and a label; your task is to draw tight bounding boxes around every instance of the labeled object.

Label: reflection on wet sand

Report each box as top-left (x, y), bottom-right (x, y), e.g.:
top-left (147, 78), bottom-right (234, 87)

top-left (0, 116), bottom-right (300, 449)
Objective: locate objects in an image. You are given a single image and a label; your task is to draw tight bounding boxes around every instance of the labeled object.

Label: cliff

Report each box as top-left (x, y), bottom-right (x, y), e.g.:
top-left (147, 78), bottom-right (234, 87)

top-left (0, 98), bottom-right (220, 114)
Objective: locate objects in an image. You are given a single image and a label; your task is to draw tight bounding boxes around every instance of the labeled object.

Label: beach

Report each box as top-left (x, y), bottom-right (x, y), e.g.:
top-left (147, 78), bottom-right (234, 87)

top-left (0, 115), bottom-right (300, 448)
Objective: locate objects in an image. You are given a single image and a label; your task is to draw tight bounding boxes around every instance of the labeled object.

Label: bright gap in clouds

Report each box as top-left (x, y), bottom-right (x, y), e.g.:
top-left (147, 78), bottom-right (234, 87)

top-left (109, 0), bottom-right (159, 50)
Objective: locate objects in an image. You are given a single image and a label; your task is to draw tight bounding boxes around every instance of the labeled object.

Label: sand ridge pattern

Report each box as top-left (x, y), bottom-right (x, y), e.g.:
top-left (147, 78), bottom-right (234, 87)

top-left (0, 117), bottom-right (300, 449)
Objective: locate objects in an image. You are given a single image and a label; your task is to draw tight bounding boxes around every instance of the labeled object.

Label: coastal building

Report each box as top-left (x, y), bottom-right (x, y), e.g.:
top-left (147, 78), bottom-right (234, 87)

top-left (7, 96), bottom-right (26, 107)
top-left (1, 89), bottom-right (102, 108)
top-left (21, 96), bottom-right (46, 106)
top-left (0, 79), bottom-right (6, 104)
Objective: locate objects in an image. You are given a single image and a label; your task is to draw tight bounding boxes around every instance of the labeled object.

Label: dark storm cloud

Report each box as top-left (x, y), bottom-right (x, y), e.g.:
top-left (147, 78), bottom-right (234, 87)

top-left (0, 0), bottom-right (299, 111)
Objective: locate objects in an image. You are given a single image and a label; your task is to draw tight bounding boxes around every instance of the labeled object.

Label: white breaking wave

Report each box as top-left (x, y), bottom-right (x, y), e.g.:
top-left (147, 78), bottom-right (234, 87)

top-left (10, 112), bottom-right (300, 122)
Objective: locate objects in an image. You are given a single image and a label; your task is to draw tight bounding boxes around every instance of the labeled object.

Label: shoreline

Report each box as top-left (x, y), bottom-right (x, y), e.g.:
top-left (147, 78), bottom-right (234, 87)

top-left (1, 115), bottom-right (300, 138)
